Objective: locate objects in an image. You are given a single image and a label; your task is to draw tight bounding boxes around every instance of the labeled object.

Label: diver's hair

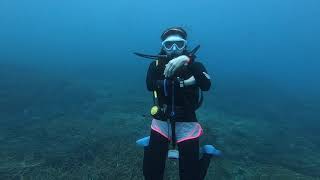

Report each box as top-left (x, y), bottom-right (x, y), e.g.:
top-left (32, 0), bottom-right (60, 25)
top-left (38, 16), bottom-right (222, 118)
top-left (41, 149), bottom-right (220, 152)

top-left (161, 27), bottom-right (187, 41)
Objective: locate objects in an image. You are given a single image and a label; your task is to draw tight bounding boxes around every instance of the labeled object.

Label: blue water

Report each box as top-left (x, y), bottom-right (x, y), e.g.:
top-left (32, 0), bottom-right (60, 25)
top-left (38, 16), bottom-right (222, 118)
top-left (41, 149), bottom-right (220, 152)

top-left (0, 0), bottom-right (319, 179)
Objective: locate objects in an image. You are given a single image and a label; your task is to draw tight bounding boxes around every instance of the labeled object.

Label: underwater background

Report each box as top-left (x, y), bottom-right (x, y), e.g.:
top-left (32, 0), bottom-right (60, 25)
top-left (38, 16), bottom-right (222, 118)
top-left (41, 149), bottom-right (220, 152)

top-left (0, 0), bottom-right (319, 179)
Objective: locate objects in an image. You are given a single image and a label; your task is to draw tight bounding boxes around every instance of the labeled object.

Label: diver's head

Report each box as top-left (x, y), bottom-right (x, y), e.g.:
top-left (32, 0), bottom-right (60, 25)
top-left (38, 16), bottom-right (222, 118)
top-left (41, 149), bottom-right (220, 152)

top-left (161, 27), bottom-right (187, 57)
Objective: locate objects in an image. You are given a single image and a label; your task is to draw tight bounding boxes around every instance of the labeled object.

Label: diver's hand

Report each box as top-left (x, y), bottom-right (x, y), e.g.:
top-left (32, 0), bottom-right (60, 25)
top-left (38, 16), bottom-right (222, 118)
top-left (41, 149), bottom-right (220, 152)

top-left (164, 55), bottom-right (190, 78)
top-left (184, 76), bottom-right (196, 86)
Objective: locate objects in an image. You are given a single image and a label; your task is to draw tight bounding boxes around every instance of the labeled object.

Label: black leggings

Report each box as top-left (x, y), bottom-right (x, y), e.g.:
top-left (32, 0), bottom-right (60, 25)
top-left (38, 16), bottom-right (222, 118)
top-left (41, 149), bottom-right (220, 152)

top-left (143, 130), bottom-right (212, 180)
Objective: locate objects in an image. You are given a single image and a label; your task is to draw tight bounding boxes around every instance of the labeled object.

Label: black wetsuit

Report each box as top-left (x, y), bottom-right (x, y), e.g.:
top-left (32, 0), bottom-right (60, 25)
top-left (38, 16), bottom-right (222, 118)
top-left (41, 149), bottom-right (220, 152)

top-left (146, 57), bottom-right (211, 122)
top-left (143, 55), bottom-right (213, 180)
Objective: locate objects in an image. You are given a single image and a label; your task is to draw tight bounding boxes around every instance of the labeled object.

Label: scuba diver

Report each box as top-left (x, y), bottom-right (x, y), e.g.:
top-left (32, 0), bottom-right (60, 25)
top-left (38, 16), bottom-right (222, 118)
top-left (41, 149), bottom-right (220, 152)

top-left (135, 27), bottom-right (221, 180)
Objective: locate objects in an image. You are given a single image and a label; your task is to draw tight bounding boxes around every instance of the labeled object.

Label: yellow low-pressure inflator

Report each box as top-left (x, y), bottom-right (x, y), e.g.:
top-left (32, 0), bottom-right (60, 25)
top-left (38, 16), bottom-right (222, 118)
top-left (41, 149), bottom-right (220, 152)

top-left (150, 91), bottom-right (165, 119)
top-left (151, 106), bottom-right (159, 116)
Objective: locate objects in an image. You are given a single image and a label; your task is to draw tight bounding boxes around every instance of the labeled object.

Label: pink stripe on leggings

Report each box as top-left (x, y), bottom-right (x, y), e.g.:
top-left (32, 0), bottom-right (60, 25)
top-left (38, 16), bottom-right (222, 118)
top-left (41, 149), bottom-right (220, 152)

top-left (151, 125), bottom-right (171, 140)
top-left (177, 124), bottom-right (203, 143)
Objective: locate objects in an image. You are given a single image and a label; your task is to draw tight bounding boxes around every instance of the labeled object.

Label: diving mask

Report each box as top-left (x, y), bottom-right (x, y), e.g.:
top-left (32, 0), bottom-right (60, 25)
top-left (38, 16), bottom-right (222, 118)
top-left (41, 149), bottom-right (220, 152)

top-left (162, 35), bottom-right (187, 51)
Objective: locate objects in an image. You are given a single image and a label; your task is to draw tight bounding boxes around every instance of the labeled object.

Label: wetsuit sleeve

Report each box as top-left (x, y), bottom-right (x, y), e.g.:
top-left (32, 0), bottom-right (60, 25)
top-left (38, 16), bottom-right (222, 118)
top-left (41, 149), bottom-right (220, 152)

top-left (146, 61), bottom-right (158, 91)
top-left (187, 62), bottom-right (211, 91)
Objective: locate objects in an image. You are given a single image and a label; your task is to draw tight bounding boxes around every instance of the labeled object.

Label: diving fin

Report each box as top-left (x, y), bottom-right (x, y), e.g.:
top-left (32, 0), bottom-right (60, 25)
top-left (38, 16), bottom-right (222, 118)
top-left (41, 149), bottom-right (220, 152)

top-left (200, 145), bottom-right (222, 157)
top-left (168, 149), bottom-right (179, 159)
top-left (136, 136), bottom-right (222, 157)
top-left (134, 45), bottom-right (200, 60)
top-left (133, 52), bottom-right (167, 60)
top-left (136, 136), bottom-right (150, 147)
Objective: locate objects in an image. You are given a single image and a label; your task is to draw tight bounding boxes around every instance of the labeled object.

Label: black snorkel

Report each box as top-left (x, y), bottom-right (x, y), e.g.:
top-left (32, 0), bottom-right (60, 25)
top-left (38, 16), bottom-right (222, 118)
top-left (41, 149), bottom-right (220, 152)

top-left (133, 45), bottom-right (201, 60)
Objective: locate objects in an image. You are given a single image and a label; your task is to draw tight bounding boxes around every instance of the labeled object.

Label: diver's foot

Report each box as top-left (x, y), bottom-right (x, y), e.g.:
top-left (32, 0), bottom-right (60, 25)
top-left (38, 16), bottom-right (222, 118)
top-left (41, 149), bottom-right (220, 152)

top-left (136, 136), bottom-right (150, 147)
top-left (168, 149), bottom-right (179, 159)
top-left (201, 145), bottom-right (222, 157)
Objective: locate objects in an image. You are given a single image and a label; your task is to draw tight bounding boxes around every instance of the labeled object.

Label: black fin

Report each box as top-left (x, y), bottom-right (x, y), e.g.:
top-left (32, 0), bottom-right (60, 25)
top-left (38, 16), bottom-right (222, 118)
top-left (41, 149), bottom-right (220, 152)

top-left (133, 52), bottom-right (167, 60)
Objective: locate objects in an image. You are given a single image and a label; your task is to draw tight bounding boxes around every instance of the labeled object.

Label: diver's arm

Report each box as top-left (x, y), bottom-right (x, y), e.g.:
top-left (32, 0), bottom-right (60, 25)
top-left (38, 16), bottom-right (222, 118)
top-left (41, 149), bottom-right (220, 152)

top-left (146, 61), bottom-right (165, 92)
top-left (187, 62), bottom-right (211, 91)
top-left (146, 61), bottom-right (157, 91)
top-left (146, 61), bottom-right (175, 93)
